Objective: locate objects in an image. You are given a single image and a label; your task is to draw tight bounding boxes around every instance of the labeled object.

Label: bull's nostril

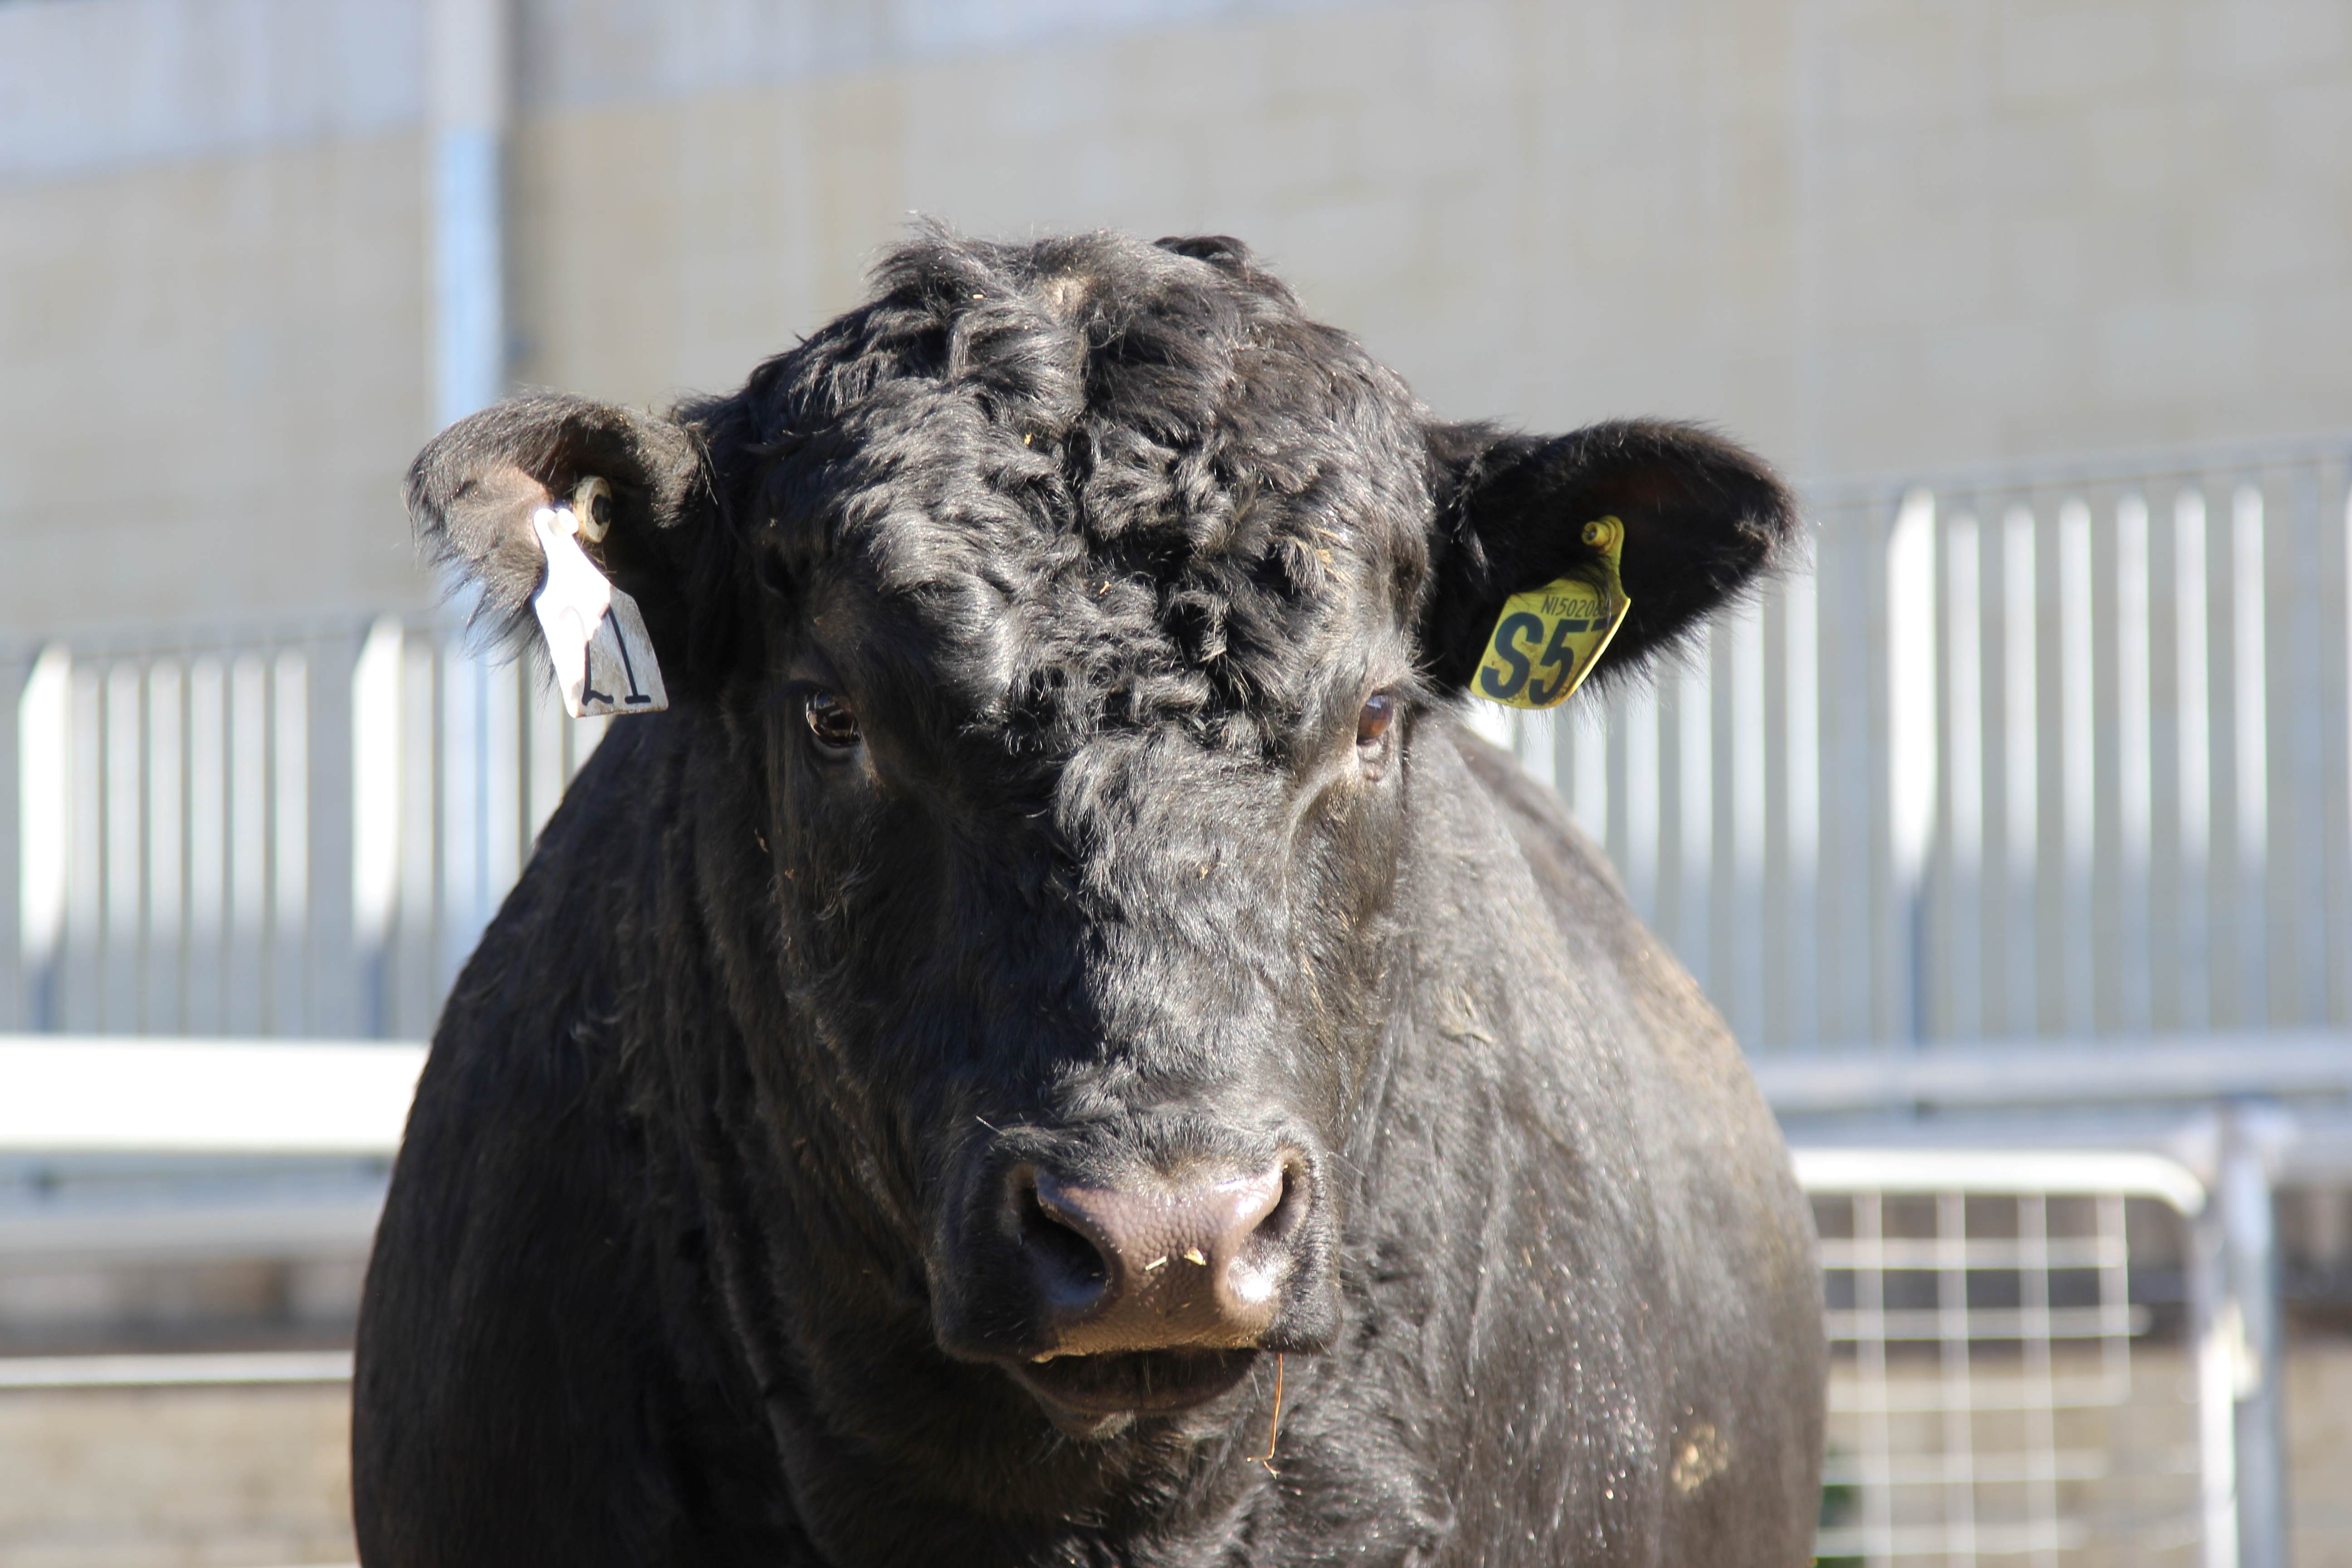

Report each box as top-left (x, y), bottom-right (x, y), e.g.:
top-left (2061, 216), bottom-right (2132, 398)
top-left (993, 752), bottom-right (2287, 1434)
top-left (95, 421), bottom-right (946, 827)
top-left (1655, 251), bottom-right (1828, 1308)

top-left (1254, 1158), bottom-right (1308, 1245)
top-left (1014, 1171), bottom-right (1111, 1312)
top-left (1227, 1158), bottom-right (1309, 1309)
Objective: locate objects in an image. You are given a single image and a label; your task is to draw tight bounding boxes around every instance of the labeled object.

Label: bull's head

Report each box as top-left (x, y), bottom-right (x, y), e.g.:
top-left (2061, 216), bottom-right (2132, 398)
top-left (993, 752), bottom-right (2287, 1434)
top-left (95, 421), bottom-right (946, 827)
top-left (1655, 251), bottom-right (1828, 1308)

top-left (406, 232), bottom-right (1794, 1441)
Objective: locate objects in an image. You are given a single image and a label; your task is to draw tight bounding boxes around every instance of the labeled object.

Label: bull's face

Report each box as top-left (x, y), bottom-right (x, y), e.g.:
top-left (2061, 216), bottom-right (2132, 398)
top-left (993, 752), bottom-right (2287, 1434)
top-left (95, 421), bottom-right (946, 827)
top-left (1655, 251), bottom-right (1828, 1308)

top-left (408, 233), bottom-right (1794, 1435)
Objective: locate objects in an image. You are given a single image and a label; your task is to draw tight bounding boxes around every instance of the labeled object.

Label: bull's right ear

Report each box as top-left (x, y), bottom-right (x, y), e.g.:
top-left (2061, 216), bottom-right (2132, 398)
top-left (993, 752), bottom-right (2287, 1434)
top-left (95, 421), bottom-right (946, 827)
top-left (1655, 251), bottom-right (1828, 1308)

top-left (406, 393), bottom-right (735, 687)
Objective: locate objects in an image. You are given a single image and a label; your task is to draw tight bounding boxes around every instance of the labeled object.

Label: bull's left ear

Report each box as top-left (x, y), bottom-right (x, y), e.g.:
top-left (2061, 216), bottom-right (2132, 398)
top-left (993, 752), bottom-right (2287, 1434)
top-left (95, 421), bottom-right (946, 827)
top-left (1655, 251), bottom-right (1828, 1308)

top-left (1418, 419), bottom-right (1799, 694)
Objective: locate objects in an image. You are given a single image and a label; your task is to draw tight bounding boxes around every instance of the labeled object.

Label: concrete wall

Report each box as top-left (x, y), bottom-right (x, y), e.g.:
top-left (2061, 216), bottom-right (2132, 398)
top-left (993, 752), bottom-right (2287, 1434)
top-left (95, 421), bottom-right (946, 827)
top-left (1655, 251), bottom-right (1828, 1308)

top-left (5, 0), bottom-right (2351, 637)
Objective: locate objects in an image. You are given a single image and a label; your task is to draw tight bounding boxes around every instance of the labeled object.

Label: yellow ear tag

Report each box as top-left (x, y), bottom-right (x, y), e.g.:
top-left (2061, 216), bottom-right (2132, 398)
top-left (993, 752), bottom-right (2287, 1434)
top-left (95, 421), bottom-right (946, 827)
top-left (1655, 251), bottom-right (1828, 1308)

top-left (1473, 516), bottom-right (1632, 709)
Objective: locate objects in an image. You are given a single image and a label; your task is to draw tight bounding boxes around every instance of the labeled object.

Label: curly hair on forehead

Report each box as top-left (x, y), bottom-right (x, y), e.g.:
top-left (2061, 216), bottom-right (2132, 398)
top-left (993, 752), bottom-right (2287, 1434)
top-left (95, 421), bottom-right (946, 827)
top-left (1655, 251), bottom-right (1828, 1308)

top-left (697, 227), bottom-right (1437, 752)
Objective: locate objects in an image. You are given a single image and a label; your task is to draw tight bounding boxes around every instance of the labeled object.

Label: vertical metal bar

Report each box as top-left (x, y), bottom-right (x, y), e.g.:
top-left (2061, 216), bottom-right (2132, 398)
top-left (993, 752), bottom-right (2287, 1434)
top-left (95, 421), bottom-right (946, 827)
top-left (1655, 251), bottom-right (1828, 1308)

top-left (1725, 601), bottom-right (1766, 1045)
top-left (1944, 511), bottom-right (1985, 1040)
top-left (527, 677), bottom-right (567, 846)
top-left (429, 0), bottom-right (511, 431)
top-left (2219, 1111), bottom-right (2288, 1568)
top-left (310, 630), bottom-right (360, 1037)
top-left (1621, 677), bottom-right (1660, 926)
top-left (2176, 488), bottom-right (2215, 1030)
top-left (1514, 702), bottom-right (1555, 796)
top-left (172, 656), bottom-right (196, 1033)
top-left (1885, 490), bottom-right (1936, 1042)
top-left (90, 661), bottom-right (111, 1030)
top-left (485, 659), bottom-right (524, 911)
top-left (421, 0), bottom-right (509, 1009)
top-left (1678, 633), bottom-right (1715, 994)
top-left (104, 661), bottom-right (144, 1031)
top-left (227, 653), bottom-right (268, 1036)
top-left (2117, 493), bottom-right (2154, 1032)
top-left (2088, 491), bottom-right (2124, 1034)
top-left (2231, 485), bottom-right (2270, 1027)
top-left (1601, 685), bottom-right (1629, 899)
top-left (2325, 455), bottom-right (2352, 1024)
top-left (272, 649), bottom-right (310, 1035)
top-left (1815, 509), bottom-right (1850, 1046)
top-left (439, 635), bottom-right (485, 990)
top-left (0, 650), bottom-right (25, 1029)
top-left (2097, 1192), bottom-right (2131, 1401)
top-left (564, 709), bottom-right (608, 786)
top-left (1656, 660), bottom-right (1688, 969)
top-left (2149, 490), bottom-right (2184, 1033)
top-left (2278, 464), bottom-right (2330, 1023)
top-left (1563, 697), bottom-right (1607, 848)
top-left (130, 661), bottom-right (155, 1030)
top-left (1926, 499), bottom-right (1955, 1046)
top-left (17, 648), bottom-right (72, 1031)
top-left (1785, 552), bottom-right (1821, 1049)
top-left (396, 628), bottom-right (441, 1037)
top-left (65, 663), bottom-right (103, 1032)
top-left (1828, 502), bottom-right (1880, 1044)
top-left (1803, 517), bottom-right (1838, 1049)
top-left (2001, 505), bottom-right (2039, 1037)
top-left (146, 659), bottom-right (185, 1034)
top-left (1759, 579), bottom-right (1791, 1052)
top-left (2057, 498), bottom-right (2097, 1034)
top-left (2190, 1164), bottom-right (2241, 1568)
top-left (2332, 456), bottom-right (2352, 1025)
top-left (353, 618), bottom-right (406, 1038)
top-left (186, 655), bottom-right (226, 1034)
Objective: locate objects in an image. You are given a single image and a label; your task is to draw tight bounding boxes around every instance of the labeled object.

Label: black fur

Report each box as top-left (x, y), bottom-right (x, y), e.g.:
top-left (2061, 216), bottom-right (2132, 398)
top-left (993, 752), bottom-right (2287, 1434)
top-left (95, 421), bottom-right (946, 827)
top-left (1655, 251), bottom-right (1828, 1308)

top-left (358, 230), bottom-right (1822, 1567)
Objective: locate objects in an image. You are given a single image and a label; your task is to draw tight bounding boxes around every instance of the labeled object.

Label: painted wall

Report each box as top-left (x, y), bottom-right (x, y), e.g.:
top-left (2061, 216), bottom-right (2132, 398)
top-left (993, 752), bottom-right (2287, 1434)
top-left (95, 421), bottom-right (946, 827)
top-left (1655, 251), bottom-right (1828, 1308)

top-left (5, 0), bottom-right (2349, 636)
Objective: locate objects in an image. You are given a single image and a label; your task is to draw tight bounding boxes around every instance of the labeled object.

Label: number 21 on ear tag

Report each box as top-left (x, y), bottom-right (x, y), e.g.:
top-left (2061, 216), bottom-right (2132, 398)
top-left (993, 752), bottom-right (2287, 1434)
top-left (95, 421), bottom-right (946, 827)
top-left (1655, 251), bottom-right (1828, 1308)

top-left (1474, 516), bottom-right (1632, 710)
top-left (529, 505), bottom-right (669, 719)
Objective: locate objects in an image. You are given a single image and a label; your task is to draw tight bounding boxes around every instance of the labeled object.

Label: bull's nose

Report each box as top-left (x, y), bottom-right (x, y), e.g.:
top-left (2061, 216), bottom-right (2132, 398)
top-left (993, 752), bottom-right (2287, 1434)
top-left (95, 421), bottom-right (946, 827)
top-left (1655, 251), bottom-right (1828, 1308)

top-left (1015, 1160), bottom-right (1307, 1356)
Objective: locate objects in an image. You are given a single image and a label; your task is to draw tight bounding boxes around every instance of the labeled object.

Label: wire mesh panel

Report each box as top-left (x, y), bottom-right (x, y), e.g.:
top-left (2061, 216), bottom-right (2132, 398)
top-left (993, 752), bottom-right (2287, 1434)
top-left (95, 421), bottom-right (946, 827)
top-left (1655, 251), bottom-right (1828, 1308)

top-left (1797, 1151), bottom-right (2226, 1568)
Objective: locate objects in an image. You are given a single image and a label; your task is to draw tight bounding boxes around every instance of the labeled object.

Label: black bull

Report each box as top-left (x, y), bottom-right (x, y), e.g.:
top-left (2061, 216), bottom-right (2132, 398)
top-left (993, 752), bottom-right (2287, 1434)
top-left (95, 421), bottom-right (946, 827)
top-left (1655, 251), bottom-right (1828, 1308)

top-left (354, 231), bottom-right (1825, 1566)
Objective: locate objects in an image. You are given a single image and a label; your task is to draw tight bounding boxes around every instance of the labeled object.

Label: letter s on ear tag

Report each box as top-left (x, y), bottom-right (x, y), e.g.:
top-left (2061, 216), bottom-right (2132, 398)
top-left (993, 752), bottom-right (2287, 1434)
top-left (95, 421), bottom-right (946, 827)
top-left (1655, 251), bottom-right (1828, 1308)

top-left (1474, 516), bottom-right (1632, 710)
top-left (529, 505), bottom-right (669, 718)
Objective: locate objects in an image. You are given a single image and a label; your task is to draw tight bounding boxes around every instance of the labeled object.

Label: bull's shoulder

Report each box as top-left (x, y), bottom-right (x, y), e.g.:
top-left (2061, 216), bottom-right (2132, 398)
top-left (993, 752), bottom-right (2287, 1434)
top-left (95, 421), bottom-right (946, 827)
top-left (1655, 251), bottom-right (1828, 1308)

top-left (355, 715), bottom-right (796, 1563)
top-left (1382, 719), bottom-right (1823, 1568)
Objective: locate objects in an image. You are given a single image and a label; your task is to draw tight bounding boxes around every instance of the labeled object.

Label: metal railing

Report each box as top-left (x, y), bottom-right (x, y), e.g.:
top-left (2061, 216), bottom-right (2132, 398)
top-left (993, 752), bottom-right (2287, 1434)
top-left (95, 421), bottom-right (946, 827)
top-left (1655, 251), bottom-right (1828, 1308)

top-left (1, 617), bottom-right (603, 1039)
top-left (1478, 434), bottom-right (2352, 1055)
top-left (4, 434), bottom-right (2351, 1049)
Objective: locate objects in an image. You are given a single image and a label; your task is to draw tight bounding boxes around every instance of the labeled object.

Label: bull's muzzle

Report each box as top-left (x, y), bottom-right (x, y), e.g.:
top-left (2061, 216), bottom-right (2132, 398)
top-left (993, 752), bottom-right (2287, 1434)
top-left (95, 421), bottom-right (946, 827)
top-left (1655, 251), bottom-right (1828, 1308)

top-left (1018, 1160), bottom-right (1303, 1355)
top-left (933, 1132), bottom-right (1337, 1426)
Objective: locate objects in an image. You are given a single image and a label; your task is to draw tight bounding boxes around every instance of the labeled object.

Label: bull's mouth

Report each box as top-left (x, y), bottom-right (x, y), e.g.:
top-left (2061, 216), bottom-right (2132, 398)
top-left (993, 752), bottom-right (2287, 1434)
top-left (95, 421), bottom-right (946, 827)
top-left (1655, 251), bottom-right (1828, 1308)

top-left (1007, 1347), bottom-right (1259, 1428)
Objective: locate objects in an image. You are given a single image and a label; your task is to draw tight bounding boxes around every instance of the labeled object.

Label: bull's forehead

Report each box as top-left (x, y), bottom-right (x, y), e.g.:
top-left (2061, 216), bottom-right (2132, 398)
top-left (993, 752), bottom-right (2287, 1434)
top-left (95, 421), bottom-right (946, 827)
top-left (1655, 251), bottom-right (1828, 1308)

top-left (841, 429), bottom-right (1423, 740)
top-left (769, 240), bottom-right (1436, 750)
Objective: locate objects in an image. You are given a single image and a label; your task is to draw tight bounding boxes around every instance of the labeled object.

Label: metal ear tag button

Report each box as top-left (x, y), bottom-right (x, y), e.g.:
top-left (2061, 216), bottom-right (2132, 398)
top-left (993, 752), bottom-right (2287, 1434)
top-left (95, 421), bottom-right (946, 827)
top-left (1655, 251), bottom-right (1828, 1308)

top-left (529, 504), bottom-right (669, 718)
top-left (1474, 515), bottom-right (1632, 710)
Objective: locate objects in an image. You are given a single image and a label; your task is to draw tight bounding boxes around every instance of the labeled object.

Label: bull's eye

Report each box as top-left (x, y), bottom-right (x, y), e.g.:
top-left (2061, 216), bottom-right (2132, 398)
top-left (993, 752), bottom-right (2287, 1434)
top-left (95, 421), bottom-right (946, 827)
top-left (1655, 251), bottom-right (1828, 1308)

top-left (803, 689), bottom-right (861, 750)
top-left (1356, 692), bottom-right (1399, 751)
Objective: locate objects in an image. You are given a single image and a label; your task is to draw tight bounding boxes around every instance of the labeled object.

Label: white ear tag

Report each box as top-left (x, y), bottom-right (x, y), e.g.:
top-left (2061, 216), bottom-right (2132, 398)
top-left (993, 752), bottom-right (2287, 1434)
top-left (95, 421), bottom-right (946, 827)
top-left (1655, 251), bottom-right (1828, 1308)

top-left (529, 505), bottom-right (669, 718)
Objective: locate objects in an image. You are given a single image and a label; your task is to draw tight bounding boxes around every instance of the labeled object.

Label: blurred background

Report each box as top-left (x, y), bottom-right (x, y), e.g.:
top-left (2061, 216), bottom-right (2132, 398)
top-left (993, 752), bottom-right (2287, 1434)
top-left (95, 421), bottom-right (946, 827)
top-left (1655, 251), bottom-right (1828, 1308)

top-left (3, 0), bottom-right (2351, 1563)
